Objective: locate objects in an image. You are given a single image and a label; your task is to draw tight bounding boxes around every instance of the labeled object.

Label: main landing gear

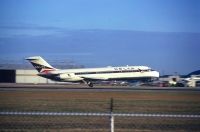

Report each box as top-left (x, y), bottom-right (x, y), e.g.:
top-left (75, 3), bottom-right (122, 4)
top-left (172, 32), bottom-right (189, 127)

top-left (87, 82), bottom-right (93, 87)
top-left (82, 80), bottom-right (94, 87)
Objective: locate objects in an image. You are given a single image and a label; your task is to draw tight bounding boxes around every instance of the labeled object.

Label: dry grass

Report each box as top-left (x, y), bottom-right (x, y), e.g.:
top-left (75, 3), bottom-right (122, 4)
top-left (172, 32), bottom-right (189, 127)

top-left (0, 90), bottom-right (200, 131)
top-left (0, 91), bottom-right (200, 113)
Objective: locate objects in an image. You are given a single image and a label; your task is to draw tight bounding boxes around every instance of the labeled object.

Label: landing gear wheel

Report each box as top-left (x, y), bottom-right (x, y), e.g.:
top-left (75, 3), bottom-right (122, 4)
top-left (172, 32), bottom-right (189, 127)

top-left (88, 82), bottom-right (93, 87)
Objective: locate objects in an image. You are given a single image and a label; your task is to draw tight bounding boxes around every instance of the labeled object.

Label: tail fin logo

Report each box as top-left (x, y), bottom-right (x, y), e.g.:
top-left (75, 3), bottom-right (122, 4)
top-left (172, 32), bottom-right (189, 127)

top-left (31, 62), bottom-right (54, 72)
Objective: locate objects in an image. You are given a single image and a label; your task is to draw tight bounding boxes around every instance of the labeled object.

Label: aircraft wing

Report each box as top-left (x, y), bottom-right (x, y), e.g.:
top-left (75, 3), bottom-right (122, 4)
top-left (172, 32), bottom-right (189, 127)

top-left (81, 76), bottom-right (109, 81)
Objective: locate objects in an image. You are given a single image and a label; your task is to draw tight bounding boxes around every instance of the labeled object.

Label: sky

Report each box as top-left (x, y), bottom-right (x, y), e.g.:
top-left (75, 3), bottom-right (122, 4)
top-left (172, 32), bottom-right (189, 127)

top-left (0, 0), bottom-right (200, 74)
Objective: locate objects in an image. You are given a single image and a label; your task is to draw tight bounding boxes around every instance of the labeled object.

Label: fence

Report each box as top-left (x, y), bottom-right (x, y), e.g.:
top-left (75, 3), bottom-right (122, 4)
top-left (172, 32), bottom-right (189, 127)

top-left (1, 98), bottom-right (200, 132)
top-left (1, 111), bottom-right (200, 131)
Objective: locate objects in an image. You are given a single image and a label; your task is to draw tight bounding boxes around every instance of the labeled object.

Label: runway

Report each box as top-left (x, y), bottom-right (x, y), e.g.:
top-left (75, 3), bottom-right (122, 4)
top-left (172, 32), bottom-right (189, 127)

top-left (0, 83), bottom-right (200, 92)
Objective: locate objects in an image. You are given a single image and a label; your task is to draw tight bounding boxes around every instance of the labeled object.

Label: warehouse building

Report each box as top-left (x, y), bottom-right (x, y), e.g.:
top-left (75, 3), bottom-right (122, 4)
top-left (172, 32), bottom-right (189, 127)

top-left (0, 69), bottom-right (16, 83)
top-left (0, 69), bottom-right (57, 84)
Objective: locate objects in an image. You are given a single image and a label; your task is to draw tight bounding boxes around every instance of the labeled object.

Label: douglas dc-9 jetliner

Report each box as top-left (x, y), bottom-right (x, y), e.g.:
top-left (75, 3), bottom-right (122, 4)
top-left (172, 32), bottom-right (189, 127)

top-left (26, 56), bottom-right (159, 87)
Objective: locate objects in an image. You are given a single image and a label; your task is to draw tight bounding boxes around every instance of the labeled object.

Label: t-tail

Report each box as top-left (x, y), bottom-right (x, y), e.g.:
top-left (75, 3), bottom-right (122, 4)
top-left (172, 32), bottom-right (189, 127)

top-left (26, 56), bottom-right (56, 73)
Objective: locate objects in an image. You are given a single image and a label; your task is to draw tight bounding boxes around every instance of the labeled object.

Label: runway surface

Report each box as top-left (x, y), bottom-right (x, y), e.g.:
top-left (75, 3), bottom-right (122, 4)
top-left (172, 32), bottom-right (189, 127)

top-left (0, 83), bottom-right (200, 92)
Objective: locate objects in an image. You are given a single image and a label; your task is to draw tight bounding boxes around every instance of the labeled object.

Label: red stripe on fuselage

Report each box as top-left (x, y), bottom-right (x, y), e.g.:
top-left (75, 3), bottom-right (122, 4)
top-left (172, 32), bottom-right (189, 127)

top-left (40, 69), bottom-right (55, 74)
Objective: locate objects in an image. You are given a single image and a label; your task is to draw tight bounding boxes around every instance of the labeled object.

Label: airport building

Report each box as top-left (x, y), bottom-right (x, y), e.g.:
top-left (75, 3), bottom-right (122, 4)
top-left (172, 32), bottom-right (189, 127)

top-left (159, 75), bottom-right (200, 87)
top-left (0, 69), bottom-right (57, 84)
top-left (185, 75), bottom-right (200, 87)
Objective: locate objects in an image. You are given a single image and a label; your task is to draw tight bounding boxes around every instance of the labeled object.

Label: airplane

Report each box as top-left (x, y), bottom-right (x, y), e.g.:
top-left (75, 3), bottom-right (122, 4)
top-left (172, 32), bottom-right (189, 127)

top-left (26, 56), bottom-right (159, 87)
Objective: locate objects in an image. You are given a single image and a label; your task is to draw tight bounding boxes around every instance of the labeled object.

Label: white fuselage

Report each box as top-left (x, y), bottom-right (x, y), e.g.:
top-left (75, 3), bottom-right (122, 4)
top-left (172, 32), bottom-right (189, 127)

top-left (39, 66), bottom-right (159, 83)
top-left (26, 56), bottom-right (159, 87)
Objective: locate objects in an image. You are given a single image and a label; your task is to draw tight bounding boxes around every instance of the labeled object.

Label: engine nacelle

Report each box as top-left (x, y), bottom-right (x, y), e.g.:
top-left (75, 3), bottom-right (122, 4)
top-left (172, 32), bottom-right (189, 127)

top-left (58, 73), bottom-right (83, 82)
top-left (59, 73), bottom-right (70, 79)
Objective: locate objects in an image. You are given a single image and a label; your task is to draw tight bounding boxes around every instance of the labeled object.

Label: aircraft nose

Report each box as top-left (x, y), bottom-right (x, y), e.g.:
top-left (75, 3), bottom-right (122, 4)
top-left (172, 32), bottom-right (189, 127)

top-left (153, 71), bottom-right (160, 78)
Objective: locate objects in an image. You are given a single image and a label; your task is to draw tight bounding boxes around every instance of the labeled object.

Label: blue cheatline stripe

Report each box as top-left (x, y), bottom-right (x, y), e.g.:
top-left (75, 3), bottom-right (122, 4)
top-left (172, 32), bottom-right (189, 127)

top-left (0, 112), bottom-right (200, 118)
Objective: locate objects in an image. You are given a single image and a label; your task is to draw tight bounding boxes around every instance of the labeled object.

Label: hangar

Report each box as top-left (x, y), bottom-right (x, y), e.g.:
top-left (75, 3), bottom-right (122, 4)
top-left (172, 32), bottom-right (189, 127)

top-left (0, 69), bottom-right (15, 83)
top-left (0, 69), bottom-right (56, 84)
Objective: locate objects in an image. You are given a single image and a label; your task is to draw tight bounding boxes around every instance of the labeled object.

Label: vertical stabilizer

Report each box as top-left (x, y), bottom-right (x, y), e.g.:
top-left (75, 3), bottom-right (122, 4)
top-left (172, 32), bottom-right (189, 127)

top-left (26, 56), bottom-right (56, 72)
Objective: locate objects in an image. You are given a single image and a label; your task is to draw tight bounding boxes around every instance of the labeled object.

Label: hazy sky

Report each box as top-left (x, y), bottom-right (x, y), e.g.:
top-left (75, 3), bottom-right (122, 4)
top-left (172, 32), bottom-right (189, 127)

top-left (0, 0), bottom-right (200, 74)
